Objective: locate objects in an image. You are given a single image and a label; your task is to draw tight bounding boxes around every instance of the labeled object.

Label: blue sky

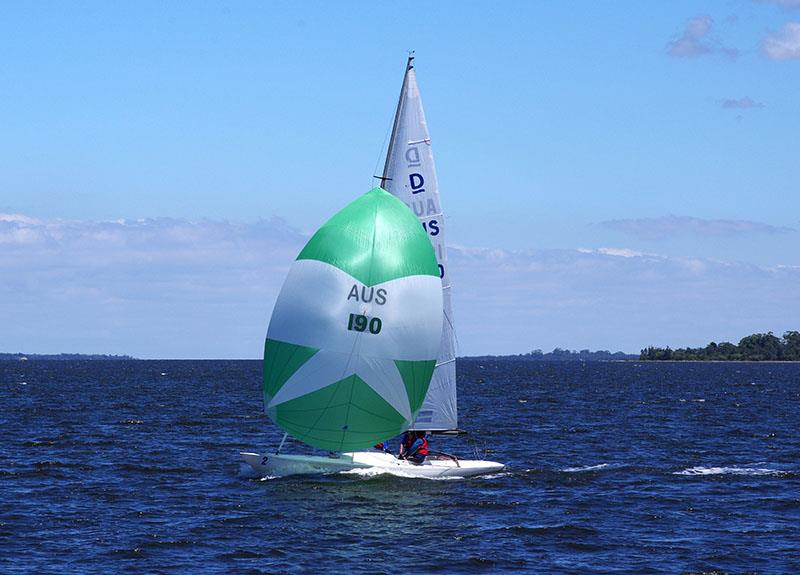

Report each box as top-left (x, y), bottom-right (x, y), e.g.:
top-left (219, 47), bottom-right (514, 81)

top-left (1, 1), bottom-right (799, 358)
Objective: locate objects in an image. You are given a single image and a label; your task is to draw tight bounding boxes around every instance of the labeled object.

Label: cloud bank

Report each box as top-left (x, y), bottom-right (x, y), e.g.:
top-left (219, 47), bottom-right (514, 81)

top-left (2, 214), bottom-right (798, 357)
top-left (0, 213), bottom-right (305, 358)
top-left (600, 215), bottom-right (794, 241)
top-left (449, 245), bottom-right (800, 355)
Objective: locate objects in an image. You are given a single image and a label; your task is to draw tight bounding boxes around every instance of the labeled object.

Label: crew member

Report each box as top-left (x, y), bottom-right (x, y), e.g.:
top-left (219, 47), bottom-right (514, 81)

top-left (398, 430), bottom-right (415, 459)
top-left (400, 431), bottom-right (428, 465)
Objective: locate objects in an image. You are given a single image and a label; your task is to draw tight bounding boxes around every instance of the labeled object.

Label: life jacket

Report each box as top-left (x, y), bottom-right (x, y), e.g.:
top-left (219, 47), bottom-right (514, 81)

top-left (415, 436), bottom-right (429, 456)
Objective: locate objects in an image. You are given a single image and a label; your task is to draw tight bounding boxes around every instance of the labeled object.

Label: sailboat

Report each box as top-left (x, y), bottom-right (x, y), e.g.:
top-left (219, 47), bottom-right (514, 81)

top-left (241, 56), bottom-right (504, 479)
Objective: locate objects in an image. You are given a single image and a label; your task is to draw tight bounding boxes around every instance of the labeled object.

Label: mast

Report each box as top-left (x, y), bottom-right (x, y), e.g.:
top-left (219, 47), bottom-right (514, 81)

top-left (379, 53), bottom-right (415, 188)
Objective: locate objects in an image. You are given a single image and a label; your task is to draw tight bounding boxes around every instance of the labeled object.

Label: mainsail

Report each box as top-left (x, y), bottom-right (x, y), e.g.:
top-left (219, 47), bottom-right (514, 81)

top-left (263, 187), bottom-right (443, 452)
top-left (381, 56), bottom-right (458, 431)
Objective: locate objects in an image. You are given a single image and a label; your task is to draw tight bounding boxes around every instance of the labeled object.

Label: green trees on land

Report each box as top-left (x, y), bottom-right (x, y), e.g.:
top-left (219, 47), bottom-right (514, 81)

top-left (640, 331), bottom-right (800, 361)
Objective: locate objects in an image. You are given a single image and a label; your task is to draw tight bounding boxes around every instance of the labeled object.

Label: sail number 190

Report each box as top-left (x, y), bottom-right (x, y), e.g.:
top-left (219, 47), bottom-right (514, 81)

top-left (347, 313), bottom-right (382, 334)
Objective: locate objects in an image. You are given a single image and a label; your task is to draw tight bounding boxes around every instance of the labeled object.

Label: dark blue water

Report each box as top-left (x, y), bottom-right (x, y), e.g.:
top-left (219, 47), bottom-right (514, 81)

top-left (2, 359), bottom-right (799, 574)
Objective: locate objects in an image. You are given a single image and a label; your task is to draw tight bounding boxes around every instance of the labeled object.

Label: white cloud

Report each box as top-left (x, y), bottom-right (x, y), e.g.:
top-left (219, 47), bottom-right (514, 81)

top-left (600, 215), bottom-right (794, 241)
top-left (577, 247), bottom-right (645, 258)
top-left (0, 213), bottom-right (43, 225)
top-left (667, 16), bottom-right (739, 58)
top-left (762, 21), bottom-right (800, 59)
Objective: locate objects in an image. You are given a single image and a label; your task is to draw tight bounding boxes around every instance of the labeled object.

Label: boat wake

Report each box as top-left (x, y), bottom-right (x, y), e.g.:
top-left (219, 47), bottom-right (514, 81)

top-left (339, 467), bottom-right (464, 481)
top-left (561, 463), bottom-right (613, 473)
top-left (673, 465), bottom-right (791, 477)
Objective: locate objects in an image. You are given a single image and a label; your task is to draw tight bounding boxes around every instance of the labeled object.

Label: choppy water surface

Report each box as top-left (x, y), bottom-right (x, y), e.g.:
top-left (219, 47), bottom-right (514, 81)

top-left (2, 359), bottom-right (799, 574)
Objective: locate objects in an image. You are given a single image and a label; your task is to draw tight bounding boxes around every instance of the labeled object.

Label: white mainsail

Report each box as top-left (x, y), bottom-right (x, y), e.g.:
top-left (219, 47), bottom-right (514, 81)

top-left (381, 56), bottom-right (458, 432)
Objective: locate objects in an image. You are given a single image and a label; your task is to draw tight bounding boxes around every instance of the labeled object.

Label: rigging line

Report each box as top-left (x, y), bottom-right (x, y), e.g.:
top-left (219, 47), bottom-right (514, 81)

top-left (371, 115), bottom-right (393, 190)
top-left (381, 57), bottom-right (411, 185)
top-left (373, 56), bottom-right (410, 190)
top-left (276, 432), bottom-right (288, 454)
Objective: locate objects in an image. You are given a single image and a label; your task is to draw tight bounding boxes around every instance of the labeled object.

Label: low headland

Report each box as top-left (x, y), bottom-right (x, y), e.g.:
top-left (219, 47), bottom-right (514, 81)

top-left (640, 331), bottom-right (800, 362)
top-left (465, 331), bottom-right (800, 362)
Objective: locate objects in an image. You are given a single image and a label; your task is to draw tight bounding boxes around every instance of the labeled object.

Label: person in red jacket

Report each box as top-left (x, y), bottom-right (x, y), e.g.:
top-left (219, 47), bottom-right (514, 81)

top-left (398, 431), bottom-right (428, 465)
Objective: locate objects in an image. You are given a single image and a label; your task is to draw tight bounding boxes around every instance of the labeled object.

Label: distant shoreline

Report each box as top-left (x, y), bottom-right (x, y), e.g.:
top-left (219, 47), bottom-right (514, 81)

top-left (4, 354), bottom-right (798, 364)
top-left (0, 353), bottom-right (135, 361)
top-left (461, 356), bottom-right (800, 363)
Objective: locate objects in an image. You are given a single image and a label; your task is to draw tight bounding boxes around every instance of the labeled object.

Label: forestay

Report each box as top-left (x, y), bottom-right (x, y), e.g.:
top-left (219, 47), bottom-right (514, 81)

top-left (263, 187), bottom-right (443, 452)
top-left (381, 56), bottom-right (458, 431)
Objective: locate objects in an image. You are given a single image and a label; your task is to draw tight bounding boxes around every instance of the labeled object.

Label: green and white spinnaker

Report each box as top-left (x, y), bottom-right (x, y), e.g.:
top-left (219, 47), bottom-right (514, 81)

top-left (263, 187), bottom-right (443, 452)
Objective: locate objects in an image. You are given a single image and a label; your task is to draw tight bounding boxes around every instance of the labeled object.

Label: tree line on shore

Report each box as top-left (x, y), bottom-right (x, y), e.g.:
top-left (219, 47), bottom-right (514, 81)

top-left (640, 331), bottom-right (800, 361)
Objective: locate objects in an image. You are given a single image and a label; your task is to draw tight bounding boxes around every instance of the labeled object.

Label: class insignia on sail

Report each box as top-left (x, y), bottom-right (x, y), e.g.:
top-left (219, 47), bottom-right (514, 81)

top-left (262, 187), bottom-right (444, 452)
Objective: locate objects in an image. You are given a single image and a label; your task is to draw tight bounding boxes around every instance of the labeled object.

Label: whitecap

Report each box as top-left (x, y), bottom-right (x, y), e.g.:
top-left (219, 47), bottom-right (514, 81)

top-left (561, 463), bottom-right (611, 473)
top-left (481, 471), bottom-right (514, 480)
top-left (674, 465), bottom-right (788, 477)
top-left (339, 467), bottom-right (464, 481)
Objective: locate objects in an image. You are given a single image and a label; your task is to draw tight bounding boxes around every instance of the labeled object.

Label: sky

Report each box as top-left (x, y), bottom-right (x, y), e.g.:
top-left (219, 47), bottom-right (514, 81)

top-left (1, 1), bottom-right (799, 358)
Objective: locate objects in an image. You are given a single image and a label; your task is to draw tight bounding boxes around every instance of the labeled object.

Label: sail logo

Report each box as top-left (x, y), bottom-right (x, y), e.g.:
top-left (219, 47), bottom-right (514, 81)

top-left (347, 313), bottom-right (382, 334)
top-left (407, 197), bottom-right (439, 217)
top-left (347, 285), bottom-right (387, 305)
top-left (405, 146), bottom-right (425, 194)
top-left (409, 173), bottom-right (425, 194)
top-left (422, 220), bottom-right (439, 236)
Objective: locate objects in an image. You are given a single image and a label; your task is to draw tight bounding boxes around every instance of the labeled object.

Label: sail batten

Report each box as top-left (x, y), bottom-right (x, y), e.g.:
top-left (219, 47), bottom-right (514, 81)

top-left (381, 59), bottom-right (459, 432)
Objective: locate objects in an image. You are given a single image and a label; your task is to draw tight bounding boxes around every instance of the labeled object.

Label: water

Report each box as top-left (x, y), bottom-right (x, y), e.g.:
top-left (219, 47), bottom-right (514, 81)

top-left (2, 359), bottom-right (799, 574)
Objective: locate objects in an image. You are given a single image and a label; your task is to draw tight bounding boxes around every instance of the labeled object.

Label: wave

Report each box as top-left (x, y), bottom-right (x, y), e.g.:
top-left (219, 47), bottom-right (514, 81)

top-left (23, 439), bottom-right (58, 447)
top-left (674, 465), bottom-right (791, 477)
top-left (339, 467), bottom-right (464, 481)
top-left (481, 471), bottom-right (514, 480)
top-left (491, 524), bottom-right (599, 537)
top-left (117, 463), bottom-right (195, 474)
top-left (561, 463), bottom-right (612, 473)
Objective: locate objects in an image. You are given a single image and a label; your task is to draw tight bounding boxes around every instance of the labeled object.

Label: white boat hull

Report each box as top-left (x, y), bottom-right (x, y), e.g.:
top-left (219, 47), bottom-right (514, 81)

top-left (240, 451), bottom-right (504, 479)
